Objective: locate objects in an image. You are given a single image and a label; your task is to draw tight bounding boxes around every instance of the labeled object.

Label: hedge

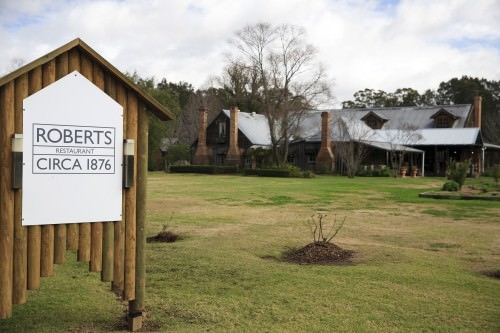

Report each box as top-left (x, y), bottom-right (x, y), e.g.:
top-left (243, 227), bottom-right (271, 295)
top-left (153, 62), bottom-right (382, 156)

top-left (170, 165), bottom-right (238, 174)
top-left (243, 169), bottom-right (292, 177)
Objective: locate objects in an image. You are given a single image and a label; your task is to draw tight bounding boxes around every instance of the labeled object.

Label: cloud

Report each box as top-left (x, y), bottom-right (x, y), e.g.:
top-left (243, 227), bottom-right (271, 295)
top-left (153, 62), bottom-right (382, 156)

top-left (1, 0), bottom-right (499, 106)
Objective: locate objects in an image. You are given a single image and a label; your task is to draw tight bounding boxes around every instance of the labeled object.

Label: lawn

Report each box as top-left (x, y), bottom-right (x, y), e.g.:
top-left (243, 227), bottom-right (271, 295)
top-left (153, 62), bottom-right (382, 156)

top-left (1, 173), bottom-right (499, 332)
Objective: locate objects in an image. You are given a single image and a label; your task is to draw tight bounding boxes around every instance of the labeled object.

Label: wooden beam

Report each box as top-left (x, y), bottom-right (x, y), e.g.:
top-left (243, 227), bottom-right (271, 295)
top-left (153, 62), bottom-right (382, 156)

top-left (0, 80), bottom-right (15, 319)
top-left (124, 91), bottom-right (138, 301)
top-left (40, 60), bottom-right (56, 278)
top-left (27, 66), bottom-right (42, 290)
top-left (13, 73), bottom-right (28, 304)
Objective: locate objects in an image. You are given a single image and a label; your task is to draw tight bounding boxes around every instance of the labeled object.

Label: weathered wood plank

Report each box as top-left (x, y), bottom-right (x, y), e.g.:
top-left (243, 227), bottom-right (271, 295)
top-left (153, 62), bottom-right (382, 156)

top-left (40, 60), bottom-right (56, 278)
top-left (27, 66), bottom-right (42, 290)
top-left (54, 53), bottom-right (69, 265)
top-left (13, 73), bottom-right (28, 304)
top-left (66, 48), bottom-right (81, 252)
top-left (124, 91), bottom-right (138, 301)
top-left (129, 104), bottom-right (148, 329)
top-left (0, 81), bottom-right (15, 319)
top-left (89, 63), bottom-right (104, 273)
top-left (113, 82), bottom-right (127, 294)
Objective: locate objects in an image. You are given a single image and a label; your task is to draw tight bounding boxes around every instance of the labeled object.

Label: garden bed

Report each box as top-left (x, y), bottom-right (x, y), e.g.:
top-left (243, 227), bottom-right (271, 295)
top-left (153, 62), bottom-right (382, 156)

top-left (419, 190), bottom-right (500, 201)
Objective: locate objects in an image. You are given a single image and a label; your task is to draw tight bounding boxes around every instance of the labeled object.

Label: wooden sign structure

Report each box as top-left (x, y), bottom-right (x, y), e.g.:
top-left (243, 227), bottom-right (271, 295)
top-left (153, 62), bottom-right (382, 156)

top-left (0, 38), bottom-right (173, 331)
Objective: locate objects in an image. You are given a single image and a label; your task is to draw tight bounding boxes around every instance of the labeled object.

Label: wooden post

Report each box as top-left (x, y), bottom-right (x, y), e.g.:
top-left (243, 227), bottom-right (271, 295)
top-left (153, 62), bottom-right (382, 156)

top-left (78, 53), bottom-right (93, 263)
top-left (0, 81), bottom-right (15, 319)
top-left (54, 54), bottom-right (69, 265)
top-left (40, 60), bottom-right (56, 278)
top-left (113, 83), bottom-right (126, 294)
top-left (128, 105), bottom-right (148, 331)
top-left (78, 224), bottom-right (90, 262)
top-left (13, 73), bottom-right (28, 304)
top-left (124, 91), bottom-right (138, 301)
top-left (27, 67), bottom-right (42, 290)
top-left (66, 48), bottom-right (80, 251)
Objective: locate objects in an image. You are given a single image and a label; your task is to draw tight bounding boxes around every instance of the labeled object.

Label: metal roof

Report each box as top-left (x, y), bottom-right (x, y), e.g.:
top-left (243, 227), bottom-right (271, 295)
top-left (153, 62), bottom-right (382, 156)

top-left (376, 128), bottom-right (482, 146)
top-left (222, 109), bottom-right (272, 146)
top-left (324, 105), bottom-right (472, 129)
top-left (219, 106), bottom-right (481, 152)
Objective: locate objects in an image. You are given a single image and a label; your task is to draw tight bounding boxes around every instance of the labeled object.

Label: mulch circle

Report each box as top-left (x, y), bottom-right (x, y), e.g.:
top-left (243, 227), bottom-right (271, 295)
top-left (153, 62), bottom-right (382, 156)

top-left (282, 242), bottom-right (353, 265)
top-left (146, 231), bottom-right (179, 243)
top-left (483, 270), bottom-right (500, 280)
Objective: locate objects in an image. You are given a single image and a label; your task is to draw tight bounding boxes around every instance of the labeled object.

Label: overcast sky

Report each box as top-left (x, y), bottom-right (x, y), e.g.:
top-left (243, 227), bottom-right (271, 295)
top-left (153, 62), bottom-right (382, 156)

top-left (1, 0), bottom-right (499, 106)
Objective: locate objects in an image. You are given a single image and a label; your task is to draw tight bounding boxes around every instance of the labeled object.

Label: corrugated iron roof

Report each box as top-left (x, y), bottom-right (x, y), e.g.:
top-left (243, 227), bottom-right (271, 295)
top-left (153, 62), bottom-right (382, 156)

top-left (376, 128), bottom-right (482, 146)
top-left (324, 105), bottom-right (472, 129)
top-left (222, 109), bottom-right (272, 146)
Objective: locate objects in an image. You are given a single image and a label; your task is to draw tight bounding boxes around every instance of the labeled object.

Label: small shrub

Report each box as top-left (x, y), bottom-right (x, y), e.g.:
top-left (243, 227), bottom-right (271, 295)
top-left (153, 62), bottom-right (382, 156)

top-left (302, 170), bottom-right (316, 178)
top-left (307, 213), bottom-right (346, 245)
top-left (446, 159), bottom-right (470, 189)
top-left (442, 180), bottom-right (460, 192)
top-left (484, 165), bottom-right (500, 187)
top-left (166, 144), bottom-right (190, 165)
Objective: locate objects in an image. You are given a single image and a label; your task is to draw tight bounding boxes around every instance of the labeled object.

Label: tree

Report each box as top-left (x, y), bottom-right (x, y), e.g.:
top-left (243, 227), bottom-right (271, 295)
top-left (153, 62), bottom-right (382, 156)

top-left (334, 114), bottom-right (375, 178)
top-left (342, 88), bottom-right (423, 108)
top-left (126, 72), bottom-right (185, 170)
top-left (435, 76), bottom-right (500, 144)
top-left (224, 22), bottom-right (332, 166)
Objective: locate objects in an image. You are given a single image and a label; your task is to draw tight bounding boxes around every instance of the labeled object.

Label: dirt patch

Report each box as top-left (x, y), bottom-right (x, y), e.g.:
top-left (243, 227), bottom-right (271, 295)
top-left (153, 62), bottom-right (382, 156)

top-left (282, 242), bottom-right (353, 265)
top-left (483, 270), bottom-right (500, 280)
top-left (147, 230), bottom-right (180, 243)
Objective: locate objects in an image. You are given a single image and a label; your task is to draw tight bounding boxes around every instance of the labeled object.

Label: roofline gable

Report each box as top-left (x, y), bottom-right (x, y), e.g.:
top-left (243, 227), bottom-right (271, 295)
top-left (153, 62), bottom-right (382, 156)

top-left (0, 38), bottom-right (174, 121)
top-left (360, 111), bottom-right (388, 122)
top-left (429, 108), bottom-right (459, 120)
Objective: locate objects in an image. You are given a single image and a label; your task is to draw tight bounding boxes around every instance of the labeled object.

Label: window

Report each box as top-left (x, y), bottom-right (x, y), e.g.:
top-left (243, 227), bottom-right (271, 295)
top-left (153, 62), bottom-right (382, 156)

top-left (435, 116), bottom-right (450, 128)
top-left (306, 154), bottom-right (316, 164)
top-left (363, 114), bottom-right (383, 129)
top-left (218, 121), bottom-right (226, 138)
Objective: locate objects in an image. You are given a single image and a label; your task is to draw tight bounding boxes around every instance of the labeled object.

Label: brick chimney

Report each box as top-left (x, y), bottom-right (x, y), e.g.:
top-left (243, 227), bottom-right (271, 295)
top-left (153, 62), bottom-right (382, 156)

top-left (192, 106), bottom-right (211, 165)
top-left (224, 106), bottom-right (241, 166)
top-left (315, 112), bottom-right (334, 172)
top-left (473, 96), bottom-right (482, 128)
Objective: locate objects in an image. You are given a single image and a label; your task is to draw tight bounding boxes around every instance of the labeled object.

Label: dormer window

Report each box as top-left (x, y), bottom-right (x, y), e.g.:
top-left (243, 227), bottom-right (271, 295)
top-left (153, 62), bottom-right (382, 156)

top-left (430, 108), bottom-right (458, 128)
top-left (360, 111), bottom-right (388, 129)
top-left (218, 121), bottom-right (226, 138)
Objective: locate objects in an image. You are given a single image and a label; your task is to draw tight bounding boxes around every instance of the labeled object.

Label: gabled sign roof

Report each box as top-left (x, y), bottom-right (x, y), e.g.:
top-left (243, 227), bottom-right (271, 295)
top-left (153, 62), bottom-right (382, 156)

top-left (0, 38), bottom-right (174, 121)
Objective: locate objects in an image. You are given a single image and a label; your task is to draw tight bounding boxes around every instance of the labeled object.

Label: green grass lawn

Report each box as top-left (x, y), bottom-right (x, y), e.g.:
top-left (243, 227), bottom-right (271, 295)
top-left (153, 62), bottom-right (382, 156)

top-left (1, 173), bottom-right (499, 332)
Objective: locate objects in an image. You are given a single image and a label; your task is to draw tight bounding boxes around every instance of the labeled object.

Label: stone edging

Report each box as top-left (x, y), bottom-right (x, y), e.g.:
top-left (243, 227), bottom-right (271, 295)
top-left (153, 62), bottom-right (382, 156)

top-left (419, 192), bottom-right (500, 201)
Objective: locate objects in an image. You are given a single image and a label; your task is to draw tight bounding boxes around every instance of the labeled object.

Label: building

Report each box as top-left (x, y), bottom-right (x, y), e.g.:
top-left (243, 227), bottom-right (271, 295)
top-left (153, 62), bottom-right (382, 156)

top-left (191, 98), bottom-right (500, 176)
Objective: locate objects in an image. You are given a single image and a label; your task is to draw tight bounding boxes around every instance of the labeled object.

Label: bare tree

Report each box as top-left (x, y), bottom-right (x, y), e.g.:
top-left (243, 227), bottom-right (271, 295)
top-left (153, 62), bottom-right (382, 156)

top-left (334, 114), bottom-right (375, 178)
top-left (224, 22), bottom-right (333, 166)
top-left (174, 89), bottom-right (225, 144)
top-left (384, 124), bottom-right (422, 177)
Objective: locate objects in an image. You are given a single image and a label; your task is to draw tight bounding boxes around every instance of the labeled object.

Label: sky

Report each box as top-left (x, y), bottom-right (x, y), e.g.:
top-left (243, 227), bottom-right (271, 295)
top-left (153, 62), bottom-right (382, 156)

top-left (1, 0), bottom-right (499, 107)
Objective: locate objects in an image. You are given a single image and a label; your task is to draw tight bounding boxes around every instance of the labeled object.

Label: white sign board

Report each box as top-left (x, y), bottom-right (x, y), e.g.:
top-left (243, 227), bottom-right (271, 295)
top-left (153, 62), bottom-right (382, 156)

top-left (22, 71), bottom-right (123, 226)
